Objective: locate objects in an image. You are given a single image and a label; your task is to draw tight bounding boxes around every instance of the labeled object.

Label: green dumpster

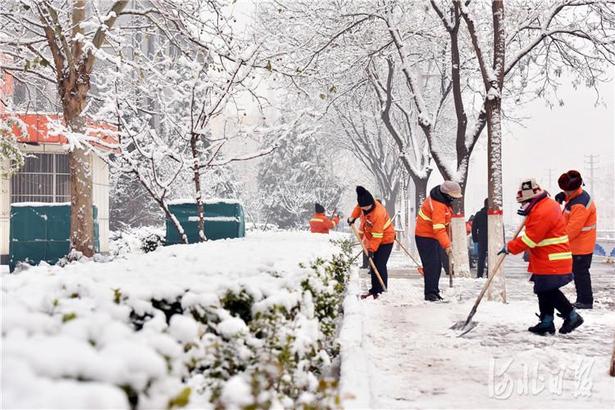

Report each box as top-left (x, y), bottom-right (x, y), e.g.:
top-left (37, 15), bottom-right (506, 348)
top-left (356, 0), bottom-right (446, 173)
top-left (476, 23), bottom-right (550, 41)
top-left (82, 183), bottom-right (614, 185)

top-left (9, 203), bottom-right (99, 271)
top-left (166, 200), bottom-right (245, 244)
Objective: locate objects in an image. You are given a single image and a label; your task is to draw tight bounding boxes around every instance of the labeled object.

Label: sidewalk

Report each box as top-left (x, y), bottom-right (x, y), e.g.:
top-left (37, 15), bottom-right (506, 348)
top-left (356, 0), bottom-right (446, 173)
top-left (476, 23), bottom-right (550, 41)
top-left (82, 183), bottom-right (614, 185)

top-left (340, 252), bottom-right (615, 409)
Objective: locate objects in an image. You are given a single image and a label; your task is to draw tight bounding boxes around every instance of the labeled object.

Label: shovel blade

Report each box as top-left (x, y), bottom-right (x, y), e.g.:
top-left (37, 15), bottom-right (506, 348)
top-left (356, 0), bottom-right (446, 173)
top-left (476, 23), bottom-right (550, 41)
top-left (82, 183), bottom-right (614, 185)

top-left (450, 320), bottom-right (479, 336)
top-left (450, 321), bottom-right (468, 330)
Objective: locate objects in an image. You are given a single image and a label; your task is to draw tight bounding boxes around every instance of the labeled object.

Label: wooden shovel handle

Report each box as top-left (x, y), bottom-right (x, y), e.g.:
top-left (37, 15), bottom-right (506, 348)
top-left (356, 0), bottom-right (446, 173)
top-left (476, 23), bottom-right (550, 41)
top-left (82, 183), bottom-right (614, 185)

top-left (350, 223), bottom-right (387, 292)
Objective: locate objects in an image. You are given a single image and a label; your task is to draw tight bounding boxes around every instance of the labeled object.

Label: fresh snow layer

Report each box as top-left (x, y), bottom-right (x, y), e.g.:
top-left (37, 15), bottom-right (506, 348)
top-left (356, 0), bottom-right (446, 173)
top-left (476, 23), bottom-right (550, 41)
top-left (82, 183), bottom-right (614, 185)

top-left (1, 231), bottom-right (346, 409)
top-left (340, 254), bottom-right (615, 409)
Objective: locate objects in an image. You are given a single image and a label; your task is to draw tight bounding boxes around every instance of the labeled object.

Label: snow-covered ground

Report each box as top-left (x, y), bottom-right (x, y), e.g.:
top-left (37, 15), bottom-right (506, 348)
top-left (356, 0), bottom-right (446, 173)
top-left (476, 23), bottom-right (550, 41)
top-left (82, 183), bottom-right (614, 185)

top-left (1, 231), bottom-right (350, 409)
top-left (340, 252), bottom-right (615, 409)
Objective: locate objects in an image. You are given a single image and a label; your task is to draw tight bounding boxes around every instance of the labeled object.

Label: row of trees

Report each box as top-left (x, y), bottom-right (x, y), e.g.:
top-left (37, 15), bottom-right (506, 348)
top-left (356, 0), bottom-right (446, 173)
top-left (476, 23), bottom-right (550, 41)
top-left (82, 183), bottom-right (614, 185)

top-left (253, 0), bottom-right (615, 292)
top-left (2, 1), bottom-right (614, 272)
top-left (0, 0), bottom-right (295, 250)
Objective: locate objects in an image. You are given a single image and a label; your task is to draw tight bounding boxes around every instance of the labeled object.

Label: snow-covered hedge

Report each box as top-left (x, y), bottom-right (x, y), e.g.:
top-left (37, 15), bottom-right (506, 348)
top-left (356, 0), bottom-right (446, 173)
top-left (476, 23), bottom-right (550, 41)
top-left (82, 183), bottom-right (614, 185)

top-left (2, 232), bottom-right (352, 409)
top-left (109, 226), bottom-right (166, 257)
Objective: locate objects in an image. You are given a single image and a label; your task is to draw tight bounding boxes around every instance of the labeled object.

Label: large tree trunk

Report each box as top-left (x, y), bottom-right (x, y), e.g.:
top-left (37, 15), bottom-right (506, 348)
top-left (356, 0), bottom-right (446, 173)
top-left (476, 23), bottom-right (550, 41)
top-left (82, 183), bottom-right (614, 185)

top-left (67, 117), bottom-right (95, 257)
top-left (412, 176), bottom-right (428, 214)
top-left (486, 101), bottom-right (506, 301)
top-left (486, 0), bottom-right (507, 302)
top-left (383, 185), bottom-right (398, 221)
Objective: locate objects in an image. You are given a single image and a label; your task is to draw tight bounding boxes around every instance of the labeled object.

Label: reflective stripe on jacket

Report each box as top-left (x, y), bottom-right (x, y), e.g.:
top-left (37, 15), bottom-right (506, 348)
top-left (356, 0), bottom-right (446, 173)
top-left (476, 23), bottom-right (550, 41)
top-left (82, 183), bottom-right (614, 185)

top-left (563, 188), bottom-right (597, 255)
top-left (351, 201), bottom-right (395, 252)
top-left (415, 196), bottom-right (452, 249)
top-left (309, 213), bottom-right (339, 234)
top-left (508, 196), bottom-right (572, 275)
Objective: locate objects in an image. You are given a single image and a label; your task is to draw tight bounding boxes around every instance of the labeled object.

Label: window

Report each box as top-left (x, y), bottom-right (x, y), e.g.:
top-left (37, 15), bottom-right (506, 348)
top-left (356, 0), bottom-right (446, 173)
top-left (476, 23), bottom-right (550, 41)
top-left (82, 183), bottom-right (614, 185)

top-left (11, 153), bottom-right (70, 203)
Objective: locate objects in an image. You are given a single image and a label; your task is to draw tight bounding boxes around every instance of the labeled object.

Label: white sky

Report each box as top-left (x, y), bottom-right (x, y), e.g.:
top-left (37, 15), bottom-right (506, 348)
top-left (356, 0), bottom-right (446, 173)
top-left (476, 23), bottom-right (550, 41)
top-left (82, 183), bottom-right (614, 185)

top-left (430, 77), bottom-right (615, 229)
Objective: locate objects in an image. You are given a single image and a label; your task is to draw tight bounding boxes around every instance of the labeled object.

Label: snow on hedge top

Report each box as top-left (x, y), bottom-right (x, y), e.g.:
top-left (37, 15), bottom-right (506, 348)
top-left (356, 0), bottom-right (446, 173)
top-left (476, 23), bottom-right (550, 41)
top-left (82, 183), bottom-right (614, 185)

top-left (4, 231), bottom-right (344, 304)
top-left (2, 231), bottom-right (347, 409)
top-left (168, 198), bottom-right (242, 206)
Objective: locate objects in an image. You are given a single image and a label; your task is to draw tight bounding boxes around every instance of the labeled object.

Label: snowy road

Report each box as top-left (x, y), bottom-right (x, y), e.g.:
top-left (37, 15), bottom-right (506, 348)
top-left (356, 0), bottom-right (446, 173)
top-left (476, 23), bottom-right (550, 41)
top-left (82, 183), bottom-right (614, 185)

top-left (340, 252), bottom-right (615, 409)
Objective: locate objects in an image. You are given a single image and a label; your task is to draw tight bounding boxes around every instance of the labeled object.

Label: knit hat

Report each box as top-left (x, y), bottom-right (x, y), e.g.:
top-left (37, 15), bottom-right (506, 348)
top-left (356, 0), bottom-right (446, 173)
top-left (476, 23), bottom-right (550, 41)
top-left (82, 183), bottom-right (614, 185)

top-left (314, 203), bottom-right (325, 213)
top-left (356, 186), bottom-right (375, 207)
top-left (440, 181), bottom-right (463, 199)
top-left (516, 178), bottom-right (544, 203)
top-left (558, 170), bottom-right (583, 191)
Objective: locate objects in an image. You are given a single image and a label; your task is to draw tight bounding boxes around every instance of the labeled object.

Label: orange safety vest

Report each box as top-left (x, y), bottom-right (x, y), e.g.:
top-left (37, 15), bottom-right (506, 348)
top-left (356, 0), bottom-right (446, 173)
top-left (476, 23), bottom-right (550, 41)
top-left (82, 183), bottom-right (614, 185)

top-left (351, 202), bottom-right (395, 252)
top-left (508, 196), bottom-right (572, 275)
top-left (309, 213), bottom-right (339, 234)
top-left (415, 196), bottom-right (452, 249)
top-left (563, 188), bottom-right (597, 255)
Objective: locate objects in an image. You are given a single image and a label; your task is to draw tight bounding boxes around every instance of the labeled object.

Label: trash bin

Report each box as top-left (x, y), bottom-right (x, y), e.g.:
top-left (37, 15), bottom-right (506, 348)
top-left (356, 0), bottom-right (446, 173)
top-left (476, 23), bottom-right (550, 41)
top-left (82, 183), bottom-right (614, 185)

top-left (165, 199), bottom-right (246, 244)
top-left (9, 203), bottom-right (99, 271)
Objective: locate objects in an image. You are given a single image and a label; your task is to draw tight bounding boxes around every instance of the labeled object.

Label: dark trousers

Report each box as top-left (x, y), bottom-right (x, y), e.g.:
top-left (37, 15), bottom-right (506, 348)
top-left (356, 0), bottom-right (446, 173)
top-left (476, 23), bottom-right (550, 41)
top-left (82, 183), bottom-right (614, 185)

top-left (537, 288), bottom-right (573, 317)
top-left (361, 253), bottom-right (369, 269)
top-left (477, 241), bottom-right (488, 278)
top-left (369, 242), bottom-right (393, 294)
top-left (573, 254), bottom-right (593, 304)
top-left (416, 236), bottom-right (442, 297)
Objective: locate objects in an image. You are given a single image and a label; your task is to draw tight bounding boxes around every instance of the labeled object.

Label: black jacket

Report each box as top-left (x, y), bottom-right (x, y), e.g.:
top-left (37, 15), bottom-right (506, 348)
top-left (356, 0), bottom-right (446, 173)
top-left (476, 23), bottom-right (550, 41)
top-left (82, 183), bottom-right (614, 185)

top-left (472, 207), bottom-right (488, 245)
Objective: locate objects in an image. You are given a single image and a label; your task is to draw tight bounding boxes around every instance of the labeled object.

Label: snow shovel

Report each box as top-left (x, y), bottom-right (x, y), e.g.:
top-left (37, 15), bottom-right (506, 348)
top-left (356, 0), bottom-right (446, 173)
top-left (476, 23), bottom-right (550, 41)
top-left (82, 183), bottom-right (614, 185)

top-left (350, 224), bottom-right (387, 292)
top-left (451, 218), bottom-right (526, 336)
top-left (395, 238), bottom-right (424, 276)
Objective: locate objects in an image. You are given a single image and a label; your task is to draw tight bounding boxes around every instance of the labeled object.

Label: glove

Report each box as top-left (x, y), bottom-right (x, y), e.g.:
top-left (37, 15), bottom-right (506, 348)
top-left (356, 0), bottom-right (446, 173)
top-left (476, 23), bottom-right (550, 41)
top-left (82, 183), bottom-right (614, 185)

top-left (367, 251), bottom-right (374, 259)
top-left (444, 247), bottom-right (452, 256)
top-left (554, 192), bottom-right (565, 204)
top-left (347, 217), bottom-right (356, 225)
top-left (497, 246), bottom-right (509, 255)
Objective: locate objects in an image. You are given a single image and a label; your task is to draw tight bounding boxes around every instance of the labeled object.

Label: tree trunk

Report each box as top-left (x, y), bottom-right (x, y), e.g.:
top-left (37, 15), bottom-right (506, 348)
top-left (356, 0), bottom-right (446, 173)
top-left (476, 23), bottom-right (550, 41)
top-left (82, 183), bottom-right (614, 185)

top-left (450, 172), bottom-right (471, 277)
top-left (383, 185), bottom-right (398, 221)
top-left (412, 176), bottom-right (428, 214)
top-left (486, 101), bottom-right (506, 302)
top-left (190, 137), bottom-right (207, 242)
top-left (486, 0), bottom-right (507, 302)
top-left (67, 116), bottom-right (94, 257)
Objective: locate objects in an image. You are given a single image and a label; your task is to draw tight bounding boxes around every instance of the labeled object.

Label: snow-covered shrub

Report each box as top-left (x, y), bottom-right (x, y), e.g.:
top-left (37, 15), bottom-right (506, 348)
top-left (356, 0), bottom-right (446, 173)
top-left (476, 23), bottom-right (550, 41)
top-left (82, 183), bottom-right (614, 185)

top-left (109, 226), bottom-right (166, 257)
top-left (3, 233), bottom-right (352, 409)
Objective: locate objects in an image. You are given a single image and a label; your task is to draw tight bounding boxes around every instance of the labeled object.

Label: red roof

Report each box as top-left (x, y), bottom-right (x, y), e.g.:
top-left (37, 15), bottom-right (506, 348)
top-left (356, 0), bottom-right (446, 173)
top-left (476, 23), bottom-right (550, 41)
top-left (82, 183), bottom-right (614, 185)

top-left (3, 113), bottom-right (118, 151)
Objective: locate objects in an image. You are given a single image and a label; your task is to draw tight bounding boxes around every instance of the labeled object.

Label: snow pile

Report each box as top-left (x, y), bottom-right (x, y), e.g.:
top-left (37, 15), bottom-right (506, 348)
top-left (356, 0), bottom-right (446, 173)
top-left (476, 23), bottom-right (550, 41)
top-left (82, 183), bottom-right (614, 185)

top-left (2, 231), bottom-right (353, 409)
top-left (108, 225), bottom-right (166, 257)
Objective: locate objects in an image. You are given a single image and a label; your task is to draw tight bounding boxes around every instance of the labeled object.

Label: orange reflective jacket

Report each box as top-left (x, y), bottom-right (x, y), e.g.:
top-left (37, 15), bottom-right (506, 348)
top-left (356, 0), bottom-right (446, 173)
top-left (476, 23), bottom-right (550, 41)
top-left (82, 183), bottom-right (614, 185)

top-left (309, 213), bottom-right (339, 234)
top-left (508, 196), bottom-right (572, 275)
top-left (563, 188), bottom-right (597, 255)
top-left (415, 195), bottom-right (452, 249)
top-left (351, 202), bottom-right (395, 252)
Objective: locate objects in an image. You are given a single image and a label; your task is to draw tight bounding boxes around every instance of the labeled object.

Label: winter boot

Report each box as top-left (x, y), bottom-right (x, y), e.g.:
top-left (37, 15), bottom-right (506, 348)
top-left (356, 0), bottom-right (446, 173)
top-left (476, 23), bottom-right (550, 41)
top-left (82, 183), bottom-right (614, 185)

top-left (559, 310), bottom-right (584, 334)
top-left (528, 313), bottom-right (555, 336)
top-left (360, 290), bottom-right (379, 300)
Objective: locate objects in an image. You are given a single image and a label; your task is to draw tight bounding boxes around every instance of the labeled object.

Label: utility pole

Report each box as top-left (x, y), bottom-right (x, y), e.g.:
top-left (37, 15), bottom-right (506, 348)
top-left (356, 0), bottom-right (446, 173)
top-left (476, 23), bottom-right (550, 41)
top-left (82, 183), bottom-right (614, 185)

top-left (584, 154), bottom-right (599, 198)
top-left (545, 168), bottom-right (554, 192)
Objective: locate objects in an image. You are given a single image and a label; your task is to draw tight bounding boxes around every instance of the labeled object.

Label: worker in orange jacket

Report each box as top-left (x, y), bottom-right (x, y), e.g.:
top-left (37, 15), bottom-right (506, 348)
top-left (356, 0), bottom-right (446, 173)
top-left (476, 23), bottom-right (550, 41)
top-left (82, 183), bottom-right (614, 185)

top-left (555, 170), bottom-right (597, 309)
top-left (309, 203), bottom-right (340, 234)
top-left (415, 181), bottom-right (462, 302)
top-left (501, 178), bottom-right (583, 335)
top-left (347, 186), bottom-right (395, 299)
